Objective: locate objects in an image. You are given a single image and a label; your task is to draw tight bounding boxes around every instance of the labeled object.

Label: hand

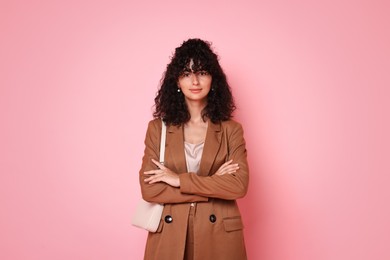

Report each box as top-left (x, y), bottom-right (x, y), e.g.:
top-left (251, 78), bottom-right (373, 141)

top-left (144, 159), bottom-right (180, 187)
top-left (215, 159), bottom-right (239, 176)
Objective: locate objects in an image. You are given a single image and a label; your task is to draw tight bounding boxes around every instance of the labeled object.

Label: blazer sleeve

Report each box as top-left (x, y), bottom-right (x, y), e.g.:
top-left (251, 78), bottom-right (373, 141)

top-left (179, 122), bottom-right (249, 200)
top-left (139, 120), bottom-right (208, 204)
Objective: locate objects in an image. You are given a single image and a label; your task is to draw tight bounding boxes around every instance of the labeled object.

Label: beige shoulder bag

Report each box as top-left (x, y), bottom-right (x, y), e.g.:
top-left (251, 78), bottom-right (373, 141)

top-left (131, 120), bottom-right (166, 232)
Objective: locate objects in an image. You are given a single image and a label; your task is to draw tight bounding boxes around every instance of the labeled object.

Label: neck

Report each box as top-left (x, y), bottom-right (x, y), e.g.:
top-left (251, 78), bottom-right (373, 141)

top-left (186, 100), bottom-right (207, 123)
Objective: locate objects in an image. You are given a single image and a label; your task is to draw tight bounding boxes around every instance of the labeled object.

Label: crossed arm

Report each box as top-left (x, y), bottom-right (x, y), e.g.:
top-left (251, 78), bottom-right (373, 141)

top-left (139, 120), bottom-right (249, 203)
top-left (144, 159), bottom-right (239, 186)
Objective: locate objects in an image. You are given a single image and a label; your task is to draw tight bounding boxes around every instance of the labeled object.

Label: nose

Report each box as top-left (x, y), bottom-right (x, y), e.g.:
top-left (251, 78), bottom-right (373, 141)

top-left (192, 74), bottom-right (199, 85)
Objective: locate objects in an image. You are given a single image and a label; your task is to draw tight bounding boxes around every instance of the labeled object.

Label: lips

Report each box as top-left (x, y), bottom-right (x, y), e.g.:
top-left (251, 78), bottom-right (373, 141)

top-left (189, 89), bottom-right (202, 93)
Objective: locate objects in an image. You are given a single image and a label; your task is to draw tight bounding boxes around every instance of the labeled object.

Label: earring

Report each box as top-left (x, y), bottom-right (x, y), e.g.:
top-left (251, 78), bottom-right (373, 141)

top-left (211, 88), bottom-right (215, 91)
top-left (177, 88), bottom-right (181, 92)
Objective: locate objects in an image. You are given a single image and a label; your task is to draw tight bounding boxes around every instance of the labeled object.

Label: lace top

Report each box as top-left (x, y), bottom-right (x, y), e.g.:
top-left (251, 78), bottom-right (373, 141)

top-left (184, 141), bottom-right (204, 174)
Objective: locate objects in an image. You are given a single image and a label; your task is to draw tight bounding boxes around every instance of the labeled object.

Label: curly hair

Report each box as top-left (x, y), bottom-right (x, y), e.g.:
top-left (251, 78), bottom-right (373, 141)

top-left (153, 38), bottom-right (236, 125)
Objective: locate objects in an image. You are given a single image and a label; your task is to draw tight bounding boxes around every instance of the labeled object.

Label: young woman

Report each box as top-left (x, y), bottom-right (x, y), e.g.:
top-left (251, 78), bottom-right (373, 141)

top-left (139, 39), bottom-right (249, 260)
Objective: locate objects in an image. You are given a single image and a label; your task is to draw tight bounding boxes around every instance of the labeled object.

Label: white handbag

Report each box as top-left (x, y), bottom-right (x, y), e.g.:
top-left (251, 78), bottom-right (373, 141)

top-left (131, 120), bottom-right (166, 232)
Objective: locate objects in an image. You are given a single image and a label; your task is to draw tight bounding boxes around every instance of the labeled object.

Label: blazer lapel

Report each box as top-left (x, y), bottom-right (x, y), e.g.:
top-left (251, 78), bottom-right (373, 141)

top-left (166, 121), bottom-right (222, 176)
top-left (199, 121), bottom-right (222, 176)
top-left (167, 124), bottom-right (187, 173)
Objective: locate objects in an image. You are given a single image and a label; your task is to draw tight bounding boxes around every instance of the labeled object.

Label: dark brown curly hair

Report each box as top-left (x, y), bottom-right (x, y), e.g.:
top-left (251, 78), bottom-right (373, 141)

top-left (153, 38), bottom-right (236, 125)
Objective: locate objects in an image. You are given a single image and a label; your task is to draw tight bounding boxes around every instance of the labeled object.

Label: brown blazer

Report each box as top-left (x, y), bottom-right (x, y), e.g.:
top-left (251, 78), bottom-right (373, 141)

top-left (139, 118), bottom-right (249, 260)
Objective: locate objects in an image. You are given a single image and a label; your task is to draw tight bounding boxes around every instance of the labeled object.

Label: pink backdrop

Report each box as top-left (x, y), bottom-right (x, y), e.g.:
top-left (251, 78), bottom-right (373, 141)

top-left (1, 0), bottom-right (389, 259)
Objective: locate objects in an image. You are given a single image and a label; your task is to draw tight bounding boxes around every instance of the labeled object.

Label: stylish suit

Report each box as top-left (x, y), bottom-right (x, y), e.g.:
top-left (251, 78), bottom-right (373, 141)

top-left (139, 118), bottom-right (249, 260)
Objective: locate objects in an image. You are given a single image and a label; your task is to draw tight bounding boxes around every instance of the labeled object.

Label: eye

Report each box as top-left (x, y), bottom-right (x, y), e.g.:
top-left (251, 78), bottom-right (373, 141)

top-left (181, 72), bottom-right (190, 77)
top-left (199, 71), bottom-right (209, 76)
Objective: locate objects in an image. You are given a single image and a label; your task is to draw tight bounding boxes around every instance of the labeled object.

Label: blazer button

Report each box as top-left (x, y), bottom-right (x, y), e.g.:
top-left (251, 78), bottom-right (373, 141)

top-left (209, 214), bottom-right (217, 223)
top-left (164, 215), bottom-right (173, 224)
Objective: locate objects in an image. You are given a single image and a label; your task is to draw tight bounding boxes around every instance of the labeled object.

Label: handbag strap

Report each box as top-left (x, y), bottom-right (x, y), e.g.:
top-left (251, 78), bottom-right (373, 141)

top-left (159, 119), bottom-right (167, 164)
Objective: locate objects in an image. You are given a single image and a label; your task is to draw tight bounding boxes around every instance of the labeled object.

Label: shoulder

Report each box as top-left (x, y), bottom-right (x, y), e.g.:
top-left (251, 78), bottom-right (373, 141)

top-left (218, 119), bottom-right (245, 139)
top-left (145, 118), bottom-right (163, 136)
top-left (147, 118), bottom-right (162, 127)
top-left (220, 119), bottom-right (243, 131)
top-left (218, 119), bottom-right (247, 146)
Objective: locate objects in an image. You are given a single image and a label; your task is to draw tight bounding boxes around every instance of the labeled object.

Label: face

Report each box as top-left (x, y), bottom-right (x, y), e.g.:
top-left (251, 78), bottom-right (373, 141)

top-left (177, 60), bottom-right (212, 103)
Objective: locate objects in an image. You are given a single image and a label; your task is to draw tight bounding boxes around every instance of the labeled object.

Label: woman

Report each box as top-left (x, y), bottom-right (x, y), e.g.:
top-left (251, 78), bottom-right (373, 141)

top-left (139, 39), bottom-right (249, 260)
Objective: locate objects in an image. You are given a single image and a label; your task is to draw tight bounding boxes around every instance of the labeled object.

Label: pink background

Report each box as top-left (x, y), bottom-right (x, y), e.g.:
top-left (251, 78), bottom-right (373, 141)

top-left (1, 0), bottom-right (389, 259)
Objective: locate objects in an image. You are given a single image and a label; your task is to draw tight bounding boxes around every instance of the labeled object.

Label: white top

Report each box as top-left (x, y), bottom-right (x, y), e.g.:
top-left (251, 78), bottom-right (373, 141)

top-left (184, 141), bottom-right (204, 174)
